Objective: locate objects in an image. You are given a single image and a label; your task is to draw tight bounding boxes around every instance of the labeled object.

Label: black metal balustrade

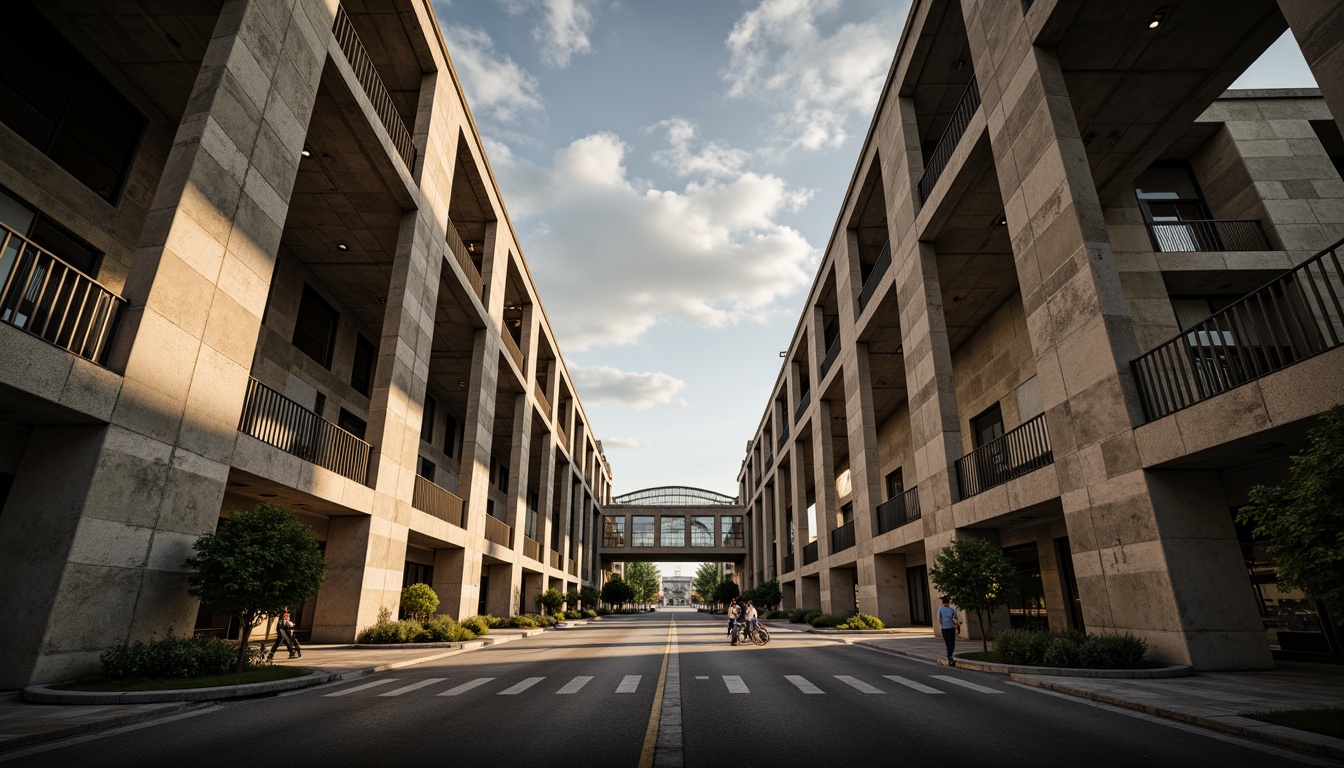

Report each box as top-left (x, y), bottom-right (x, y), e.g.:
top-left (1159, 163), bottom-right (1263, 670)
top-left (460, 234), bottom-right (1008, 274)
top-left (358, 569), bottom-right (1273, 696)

top-left (332, 6), bottom-right (417, 170)
top-left (1146, 219), bottom-right (1270, 253)
top-left (875, 485), bottom-right (921, 534)
top-left (484, 514), bottom-right (512, 547)
top-left (0, 223), bottom-right (122, 365)
top-left (917, 75), bottom-right (981, 203)
top-left (783, 553), bottom-right (795, 573)
top-left (830, 520), bottom-right (856, 553)
top-left (446, 221), bottom-right (485, 300)
top-left (820, 335), bottom-right (841, 378)
top-left (802, 540), bottom-right (819, 565)
top-left (1132, 237), bottom-right (1344, 421)
top-left (776, 428), bottom-right (788, 450)
top-left (794, 390), bottom-right (811, 423)
top-left (955, 413), bottom-right (1053, 499)
top-left (238, 378), bottom-right (373, 484)
top-left (413, 475), bottom-right (464, 527)
top-left (856, 241), bottom-right (892, 315)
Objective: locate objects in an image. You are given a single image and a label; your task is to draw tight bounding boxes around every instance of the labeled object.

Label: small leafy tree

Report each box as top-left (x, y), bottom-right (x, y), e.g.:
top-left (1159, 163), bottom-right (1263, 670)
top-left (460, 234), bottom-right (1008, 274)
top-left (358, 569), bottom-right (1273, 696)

top-left (578, 586), bottom-right (601, 609)
top-left (929, 537), bottom-right (1017, 652)
top-left (400, 583), bottom-right (439, 622)
top-left (693, 562), bottom-right (721, 605)
top-left (602, 576), bottom-right (636, 609)
top-left (1237, 406), bottom-right (1344, 613)
top-left (625, 561), bottom-right (662, 607)
top-left (185, 503), bottom-right (327, 672)
top-left (563, 589), bottom-right (581, 610)
top-left (748, 580), bottom-right (782, 610)
top-left (712, 578), bottom-right (740, 608)
top-left (537, 587), bottom-right (565, 615)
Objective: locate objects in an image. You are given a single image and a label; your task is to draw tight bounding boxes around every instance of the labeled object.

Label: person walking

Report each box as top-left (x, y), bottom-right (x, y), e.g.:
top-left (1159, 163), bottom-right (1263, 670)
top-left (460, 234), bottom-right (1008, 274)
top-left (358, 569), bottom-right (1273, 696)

top-left (937, 596), bottom-right (960, 666)
top-left (268, 609), bottom-right (302, 660)
top-left (742, 600), bottom-right (759, 641)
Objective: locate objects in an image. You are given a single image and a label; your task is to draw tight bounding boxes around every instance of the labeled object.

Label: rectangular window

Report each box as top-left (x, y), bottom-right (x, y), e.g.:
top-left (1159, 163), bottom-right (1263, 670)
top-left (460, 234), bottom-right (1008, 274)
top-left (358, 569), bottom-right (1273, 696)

top-left (884, 468), bottom-right (904, 500)
top-left (293, 284), bottom-right (338, 368)
top-left (0, 187), bottom-right (100, 277)
top-left (631, 516), bottom-right (654, 547)
top-left (351, 334), bottom-right (376, 397)
top-left (420, 397), bottom-right (435, 443)
top-left (971, 403), bottom-right (1004, 449)
top-left (603, 516), bottom-right (625, 547)
top-left (690, 516), bottom-right (715, 547)
top-left (660, 516), bottom-right (685, 548)
top-left (418, 456), bottom-right (435, 482)
top-left (402, 561), bottom-right (434, 590)
top-left (722, 515), bottom-right (744, 547)
top-left (337, 409), bottom-right (366, 440)
top-left (444, 412), bottom-right (459, 459)
top-left (525, 491), bottom-right (538, 539)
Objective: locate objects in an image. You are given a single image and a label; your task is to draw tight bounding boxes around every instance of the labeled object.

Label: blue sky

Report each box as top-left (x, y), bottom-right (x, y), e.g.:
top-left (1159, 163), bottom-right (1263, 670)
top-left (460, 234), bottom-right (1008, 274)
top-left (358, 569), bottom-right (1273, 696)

top-left (432, 0), bottom-right (1318, 504)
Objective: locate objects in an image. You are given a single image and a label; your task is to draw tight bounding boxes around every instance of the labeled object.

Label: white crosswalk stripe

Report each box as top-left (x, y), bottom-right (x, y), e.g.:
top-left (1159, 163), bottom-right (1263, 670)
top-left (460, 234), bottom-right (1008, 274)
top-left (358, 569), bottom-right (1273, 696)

top-left (557, 676), bottom-right (593, 694)
top-left (324, 678), bottom-right (399, 697)
top-left (785, 675), bottom-right (824, 694)
top-left (616, 675), bottom-right (641, 693)
top-left (499, 677), bottom-right (546, 695)
top-left (437, 677), bottom-right (495, 696)
top-left (883, 675), bottom-right (945, 694)
top-left (380, 678), bottom-right (447, 697)
top-left (835, 675), bottom-right (885, 694)
top-left (931, 675), bottom-right (1003, 694)
top-left (723, 675), bottom-right (749, 694)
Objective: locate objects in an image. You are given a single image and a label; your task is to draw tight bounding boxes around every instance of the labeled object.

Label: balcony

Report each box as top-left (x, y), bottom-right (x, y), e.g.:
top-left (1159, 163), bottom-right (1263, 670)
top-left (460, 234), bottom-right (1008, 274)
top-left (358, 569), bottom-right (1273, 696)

top-left (238, 378), bottom-right (372, 484)
top-left (446, 220), bottom-right (484, 300)
top-left (534, 381), bottom-right (551, 419)
top-left (875, 486), bottom-right (921, 534)
top-left (917, 74), bottom-right (980, 203)
top-left (783, 553), bottom-right (795, 573)
top-left (819, 335), bottom-right (841, 379)
top-left (856, 241), bottom-right (892, 316)
top-left (802, 540), bottom-right (819, 566)
top-left (484, 514), bottom-right (511, 548)
top-left (332, 6), bottom-right (416, 170)
top-left (549, 549), bottom-right (561, 569)
top-left (0, 223), bottom-right (122, 366)
top-left (568, 561), bottom-right (578, 577)
top-left (412, 475), bottom-right (464, 528)
top-left (1146, 219), bottom-right (1270, 253)
top-left (523, 536), bottom-right (541, 561)
top-left (955, 413), bottom-right (1053, 499)
top-left (829, 520), bottom-right (855, 553)
top-left (1132, 237), bottom-right (1344, 421)
top-left (776, 428), bottom-right (789, 450)
top-left (793, 390), bottom-right (811, 423)
top-left (502, 330), bottom-right (524, 372)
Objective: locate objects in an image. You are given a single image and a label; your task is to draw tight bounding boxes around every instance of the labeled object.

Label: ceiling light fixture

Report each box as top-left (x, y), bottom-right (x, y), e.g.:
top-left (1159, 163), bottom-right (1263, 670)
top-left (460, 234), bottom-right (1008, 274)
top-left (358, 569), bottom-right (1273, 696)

top-left (301, 148), bottom-right (312, 158)
top-left (1148, 9), bottom-right (1167, 28)
top-left (337, 243), bottom-right (349, 251)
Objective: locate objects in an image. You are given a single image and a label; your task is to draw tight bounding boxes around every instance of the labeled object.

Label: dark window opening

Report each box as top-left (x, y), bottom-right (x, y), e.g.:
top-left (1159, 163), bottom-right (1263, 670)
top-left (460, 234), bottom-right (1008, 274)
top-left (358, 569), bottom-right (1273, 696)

top-left (971, 403), bottom-right (1004, 449)
top-left (418, 456), bottom-right (435, 481)
top-left (292, 285), bottom-right (338, 368)
top-left (907, 564), bottom-right (930, 626)
top-left (0, 186), bottom-right (100, 276)
top-left (443, 412), bottom-right (459, 459)
top-left (351, 334), bottom-right (376, 397)
top-left (402, 561), bottom-right (434, 590)
top-left (884, 467), bottom-right (904, 500)
top-left (1004, 543), bottom-right (1048, 632)
top-left (420, 397), bottom-right (435, 443)
top-left (337, 408), bottom-right (366, 440)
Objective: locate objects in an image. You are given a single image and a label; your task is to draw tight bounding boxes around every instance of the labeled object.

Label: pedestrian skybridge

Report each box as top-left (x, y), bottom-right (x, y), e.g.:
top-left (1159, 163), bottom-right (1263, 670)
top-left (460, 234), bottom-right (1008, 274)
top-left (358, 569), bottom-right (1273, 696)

top-left (600, 486), bottom-right (747, 564)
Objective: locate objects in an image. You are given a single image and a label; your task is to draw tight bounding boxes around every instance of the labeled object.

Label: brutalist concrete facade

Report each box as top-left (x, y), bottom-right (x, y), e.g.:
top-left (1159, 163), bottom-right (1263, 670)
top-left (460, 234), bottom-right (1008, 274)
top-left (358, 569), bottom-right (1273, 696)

top-left (0, 0), bottom-right (612, 687)
top-left (736, 0), bottom-right (1344, 670)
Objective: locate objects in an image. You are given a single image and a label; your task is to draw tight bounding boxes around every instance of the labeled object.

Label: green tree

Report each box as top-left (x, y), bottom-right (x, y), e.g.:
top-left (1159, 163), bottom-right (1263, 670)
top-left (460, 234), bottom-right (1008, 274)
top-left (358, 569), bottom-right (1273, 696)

top-left (601, 576), bottom-right (636, 608)
top-left (536, 588), bottom-right (565, 615)
top-left (712, 578), bottom-right (740, 607)
top-left (578, 586), bottom-right (601, 610)
top-left (749, 580), bottom-right (783, 610)
top-left (400, 583), bottom-right (439, 622)
top-left (184, 503), bottom-right (328, 672)
top-left (563, 589), bottom-right (581, 610)
top-left (1237, 406), bottom-right (1344, 613)
top-left (625, 561), bottom-right (662, 607)
top-left (693, 562), bottom-right (721, 606)
top-left (929, 537), bottom-right (1017, 652)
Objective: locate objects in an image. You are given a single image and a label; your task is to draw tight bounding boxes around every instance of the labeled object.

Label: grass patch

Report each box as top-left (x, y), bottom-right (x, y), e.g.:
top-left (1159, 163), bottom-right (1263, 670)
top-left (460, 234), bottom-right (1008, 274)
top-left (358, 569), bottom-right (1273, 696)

top-left (1245, 708), bottom-right (1344, 740)
top-left (53, 665), bottom-right (310, 692)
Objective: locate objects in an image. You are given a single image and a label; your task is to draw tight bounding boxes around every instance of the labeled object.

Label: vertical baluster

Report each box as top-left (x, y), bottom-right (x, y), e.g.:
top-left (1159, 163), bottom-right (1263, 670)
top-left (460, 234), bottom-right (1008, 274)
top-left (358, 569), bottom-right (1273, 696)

top-left (1300, 259), bottom-right (1340, 347)
top-left (36, 265), bottom-right (69, 341)
top-left (1263, 284), bottom-right (1302, 365)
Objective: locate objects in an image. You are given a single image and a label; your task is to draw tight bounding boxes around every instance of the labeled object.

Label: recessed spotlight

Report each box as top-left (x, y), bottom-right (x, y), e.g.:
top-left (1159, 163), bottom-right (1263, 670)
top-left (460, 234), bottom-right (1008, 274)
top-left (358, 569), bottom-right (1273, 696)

top-left (1148, 9), bottom-right (1167, 28)
top-left (337, 243), bottom-right (349, 251)
top-left (301, 148), bottom-right (312, 158)
top-left (996, 215), bottom-right (1007, 226)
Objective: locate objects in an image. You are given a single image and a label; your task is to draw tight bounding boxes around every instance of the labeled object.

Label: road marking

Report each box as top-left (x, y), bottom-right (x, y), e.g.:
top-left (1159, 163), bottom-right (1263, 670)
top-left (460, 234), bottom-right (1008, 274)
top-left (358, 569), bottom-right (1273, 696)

top-left (499, 677), bottom-right (545, 695)
top-left (617, 675), bottom-right (641, 693)
top-left (638, 617), bottom-right (676, 768)
top-left (835, 675), bottom-right (885, 694)
top-left (785, 675), bottom-right (824, 694)
top-left (379, 678), bottom-right (446, 697)
top-left (884, 675), bottom-right (944, 694)
top-left (723, 675), bottom-right (749, 694)
top-left (324, 678), bottom-right (399, 697)
top-left (931, 675), bottom-right (1003, 694)
top-left (437, 677), bottom-right (494, 696)
top-left (557, 676), bottom-right (593, 694)
top-left (694, 676), bottom-right (708, 680)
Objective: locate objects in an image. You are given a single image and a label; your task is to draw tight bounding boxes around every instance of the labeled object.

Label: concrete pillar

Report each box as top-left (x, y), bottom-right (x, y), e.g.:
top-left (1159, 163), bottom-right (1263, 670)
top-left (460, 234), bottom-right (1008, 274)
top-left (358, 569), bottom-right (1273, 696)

top-left (961, 1), bottom-right (1271, 669)
top-left (522, 571), bottom-right (544, 613)
top-left (484, 562), bottom-right (517, 617)
top-left (438, 328), bottom-right (495, 617)
top-left (800, 576), bottom-right (821, 609)
top-left (431, 547), bottom-right (473, 620)
top-left (827, 567), bottom-right (855, 613)
top-left (312, 515), bottom-right (408, 642)
top-left (1280, 0), bottom-right (1344, 139)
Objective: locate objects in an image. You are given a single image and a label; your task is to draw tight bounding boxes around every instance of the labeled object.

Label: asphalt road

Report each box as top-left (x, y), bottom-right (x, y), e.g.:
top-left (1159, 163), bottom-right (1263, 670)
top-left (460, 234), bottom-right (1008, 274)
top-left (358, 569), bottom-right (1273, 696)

top-left (2, 608), bottom-right (1332, 768)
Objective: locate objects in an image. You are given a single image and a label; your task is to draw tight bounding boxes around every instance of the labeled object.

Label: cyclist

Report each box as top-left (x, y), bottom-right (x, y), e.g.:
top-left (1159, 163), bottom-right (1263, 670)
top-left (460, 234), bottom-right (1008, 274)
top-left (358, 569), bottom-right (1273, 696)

top-left (742, 600), bottom-right (759, 640)
top-left (727, 598), bottom-right (741, 644)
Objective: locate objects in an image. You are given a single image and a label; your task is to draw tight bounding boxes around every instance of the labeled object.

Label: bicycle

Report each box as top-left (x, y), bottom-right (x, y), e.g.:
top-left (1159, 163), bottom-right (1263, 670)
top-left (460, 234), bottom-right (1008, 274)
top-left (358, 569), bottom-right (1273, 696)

top-left (730, 622), bottom-right (770, 646)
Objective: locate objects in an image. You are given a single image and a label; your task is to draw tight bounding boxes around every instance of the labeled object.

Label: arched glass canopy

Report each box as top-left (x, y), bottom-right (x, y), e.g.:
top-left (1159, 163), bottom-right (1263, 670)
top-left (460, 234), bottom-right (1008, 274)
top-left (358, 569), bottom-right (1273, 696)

top-left (611, 486), bottom-right (739, 506)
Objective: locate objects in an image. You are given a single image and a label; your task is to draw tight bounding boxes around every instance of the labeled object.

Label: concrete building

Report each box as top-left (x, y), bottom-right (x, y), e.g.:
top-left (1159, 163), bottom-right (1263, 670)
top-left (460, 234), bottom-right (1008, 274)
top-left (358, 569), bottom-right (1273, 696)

top-left (735, 0), bottom-right (1344, 670)
top-left (0, 0), bottom-right (612, 688)
top-left (662, 575), bottom-right (692, 606)
top-left (598, 486), bottom-right (746, 582)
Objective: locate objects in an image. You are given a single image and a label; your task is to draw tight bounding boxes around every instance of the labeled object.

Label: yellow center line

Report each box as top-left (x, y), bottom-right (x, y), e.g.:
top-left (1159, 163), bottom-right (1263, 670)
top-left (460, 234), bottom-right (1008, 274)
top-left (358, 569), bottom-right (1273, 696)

top-left (638, 617), bottom-right (674, 768)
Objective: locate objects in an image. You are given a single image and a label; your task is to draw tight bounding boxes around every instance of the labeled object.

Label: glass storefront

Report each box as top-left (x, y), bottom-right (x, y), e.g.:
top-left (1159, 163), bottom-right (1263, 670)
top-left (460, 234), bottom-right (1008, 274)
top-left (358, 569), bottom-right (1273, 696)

top-left (1004, 543), bottom-right (1049, 632)
top-left (1236, 516), bottom-right (1344, 659)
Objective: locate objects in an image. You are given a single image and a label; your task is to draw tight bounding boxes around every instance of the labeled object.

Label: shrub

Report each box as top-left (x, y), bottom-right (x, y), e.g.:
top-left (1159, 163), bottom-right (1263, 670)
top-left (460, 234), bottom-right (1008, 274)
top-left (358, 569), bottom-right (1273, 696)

top-left (596, 607), bottom-right (611, 616)
top-left (100, 634), bottom-right (242, 680)
top-left (810, 614), bottom-right (847, 629)
top-left (459, 616), bottom-right (492, 636)
top-left (764, 610), bottom-right (789, 620)
top-left (994, 629), bottom-right (1148, 669)
top-left (1080, 633), bottom-right (1148, 669)
top-left (358, 619), bottom-right (425, 644)
top-left (1042, 633), bottom-right (1083, 668)
top-left (537, 588), bottom-right (565, 615)
top-left (483, 615), bottom-right (508, 629)
top-left (583, 609), bottom-right (598, 619)
top-left (565, 610), bottom-right (582, 620)
top-left (400, 583), bottom-right (440, 622)
top-left (422, 616), bottom-right (476, 643)
top-left (789, 608), bottom-right (821, 623)
top-left (511, 615), bottom-right (540, 628)
top-left (838, 613), bottom-right (885, 630)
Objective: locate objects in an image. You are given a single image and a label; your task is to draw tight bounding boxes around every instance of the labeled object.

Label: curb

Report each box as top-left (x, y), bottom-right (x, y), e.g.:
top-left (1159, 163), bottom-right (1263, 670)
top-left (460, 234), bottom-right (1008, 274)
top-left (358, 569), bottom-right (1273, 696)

top-left (0, 701), bottom-right (200, 752)
top-left (948, 656), bottom-right (1192, 679)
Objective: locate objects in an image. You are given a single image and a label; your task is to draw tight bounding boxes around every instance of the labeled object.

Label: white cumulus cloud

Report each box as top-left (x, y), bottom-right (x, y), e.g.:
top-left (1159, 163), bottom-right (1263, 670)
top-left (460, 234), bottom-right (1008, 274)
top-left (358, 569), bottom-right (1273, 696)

top-left (570, 366), bottom-right (686, 409)
top-left (601, 436), bottom-right (653, 450)
top-left (442, 24), bottom-right (543, 121)
top-left (501, 0), bottom-right (600, 68)
top-left (652, 118), bottom-right (751, 179)
top-left (492, 131), bottom-right (817, 350)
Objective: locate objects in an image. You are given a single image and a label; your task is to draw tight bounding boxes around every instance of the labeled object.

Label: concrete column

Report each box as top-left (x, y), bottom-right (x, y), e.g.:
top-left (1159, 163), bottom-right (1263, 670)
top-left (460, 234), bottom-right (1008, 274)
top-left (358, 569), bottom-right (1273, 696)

top-left (961, 1), bottom-right (1270, 669)
top-left (484, 562), bottom-right (517, 617)
top-left (438, 328), bottom-right (495, 617)
top-left (811, 399), bottom-right (840, 560)
top-left (312, 515), bottom-right (408, 642)
top-left (533, 433), bottom-right (558, 552)
top-left (1280, 0), bottom-right (1344, 139)
top-left (845, 344), bottom-right (883, 547)
top-left (504, 396), bottom-right (531, 544)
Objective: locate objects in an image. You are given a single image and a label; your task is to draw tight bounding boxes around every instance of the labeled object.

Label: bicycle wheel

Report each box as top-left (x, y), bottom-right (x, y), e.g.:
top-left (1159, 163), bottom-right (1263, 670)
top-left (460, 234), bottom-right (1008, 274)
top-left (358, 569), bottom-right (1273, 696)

top-left (751, 627), bottom-right (769, 646)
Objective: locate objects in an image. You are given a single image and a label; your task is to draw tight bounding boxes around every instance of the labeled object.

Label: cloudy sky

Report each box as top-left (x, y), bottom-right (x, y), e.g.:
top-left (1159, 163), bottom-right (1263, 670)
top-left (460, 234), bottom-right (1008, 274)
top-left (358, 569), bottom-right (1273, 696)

top-left (431, 0), bottom-right (1317, 504)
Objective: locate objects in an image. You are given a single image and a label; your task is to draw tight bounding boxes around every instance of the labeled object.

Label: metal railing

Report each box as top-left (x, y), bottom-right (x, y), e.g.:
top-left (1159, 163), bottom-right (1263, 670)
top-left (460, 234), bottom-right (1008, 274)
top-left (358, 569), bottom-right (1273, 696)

top-left (794, 390), bottom-right (811, 423)
top-left (238, 378), bottom-right (373, 484)
top-left (1146, 219), bottom-right (1270, 253)
top-left (412, 475), bottom-right (464, 527)
top-left (534, 381), bottom-right (551, 418)
top-left (875, 486), bottom-right (921, 534)
top-left (783, 553), bottom-right (795, 573)
top-left (776, 427), bottom-right (788, 450)
top-left (802, 541), bottom-right (819, 566)
top-left (955, 413), bottom-right (1053, 498)
top-left (549, 549), bottom-right (561, 569)
top-left (917, 74), bottom-right (981, 203)
top-left (820, 335), bottom-right (841, 378)
top-left (856, 241), bottom-right (892, 315)
top-left (523, 536), bottom-right (541, 561)
top-left (445, 220), bottom-right (484, 300)
top-left (484, 514), bottom-right (511, 547)
top-left (830, 520), bottom-right (855, 553)
top-left (0, 224), bottom-right (122, 365)
top-left (332, 6), bottom-right (416, 170)
top-left (502, 330), bottom-right (524, 372)
top-left (1132, 237), bottom-right (1344, 421)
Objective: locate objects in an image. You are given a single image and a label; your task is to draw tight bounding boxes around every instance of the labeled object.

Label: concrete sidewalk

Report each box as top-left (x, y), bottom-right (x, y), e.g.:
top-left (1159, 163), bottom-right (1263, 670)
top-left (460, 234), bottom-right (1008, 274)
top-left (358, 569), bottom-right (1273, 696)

top-left (0, 630), bottom-right (542, 752)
